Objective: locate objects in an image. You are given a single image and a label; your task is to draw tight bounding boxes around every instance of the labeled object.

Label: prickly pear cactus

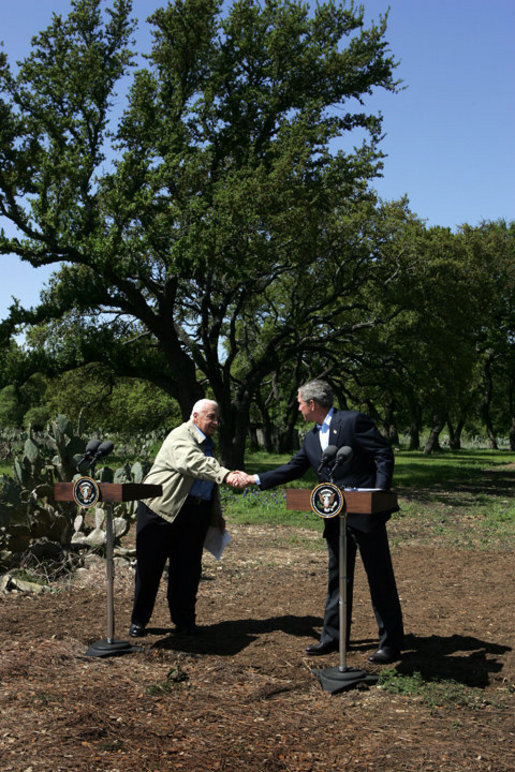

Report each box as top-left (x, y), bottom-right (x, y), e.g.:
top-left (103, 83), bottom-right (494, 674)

top-left (0, 417), bottom-right (152, 573)
top-left (48, 415), bottom-right (87, 481)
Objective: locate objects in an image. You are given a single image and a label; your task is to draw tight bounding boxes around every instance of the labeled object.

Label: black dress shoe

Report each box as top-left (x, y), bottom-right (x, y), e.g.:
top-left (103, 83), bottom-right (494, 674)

top-left (368, 647), bottom-right (400, 664)
top-left (129, 623), bottom-right (146, 638)
top-left (305, 640), bottom-right (339, 655)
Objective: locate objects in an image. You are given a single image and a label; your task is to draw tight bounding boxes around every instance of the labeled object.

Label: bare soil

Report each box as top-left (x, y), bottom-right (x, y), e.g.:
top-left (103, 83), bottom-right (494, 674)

top-left (1, 516), bottom-right (513, 771)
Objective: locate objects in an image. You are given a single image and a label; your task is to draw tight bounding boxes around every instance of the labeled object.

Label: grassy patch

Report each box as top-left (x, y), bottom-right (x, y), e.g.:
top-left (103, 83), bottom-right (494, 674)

top-left (145, 665), bottom-right (189, 696)
top-left (244, 448), bottom-right (515, 489)
top-left (378, 668), bottom-right (511, 712)
top-left (238, 448), bottom-right (514, 550)
top-left (1, 447), bottom-right (512, 550)
top-left (220, 486), bottom-right (324, 531)
top-left (393, 449), bottom-right (514, 487)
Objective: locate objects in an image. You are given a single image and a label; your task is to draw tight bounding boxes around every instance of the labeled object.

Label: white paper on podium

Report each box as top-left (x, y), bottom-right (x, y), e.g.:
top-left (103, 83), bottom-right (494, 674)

top-left (343, 487), bottom-right (384, 491)
top-left (203, 526), bottom-right (231, 560)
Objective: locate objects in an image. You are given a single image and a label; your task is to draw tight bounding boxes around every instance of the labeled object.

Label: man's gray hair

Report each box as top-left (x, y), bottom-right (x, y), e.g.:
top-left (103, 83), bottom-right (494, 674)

top-left (298, 380), bottom-right (334, 408)
top-left (190, 399), bottom-right (219, 418)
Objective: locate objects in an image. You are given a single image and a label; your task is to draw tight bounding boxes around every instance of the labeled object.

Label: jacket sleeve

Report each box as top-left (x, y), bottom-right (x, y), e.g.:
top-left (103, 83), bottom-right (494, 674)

top-left (352, 413), bottom-right (394, 489)
top-left (158, 426), bottom-right (230, 485)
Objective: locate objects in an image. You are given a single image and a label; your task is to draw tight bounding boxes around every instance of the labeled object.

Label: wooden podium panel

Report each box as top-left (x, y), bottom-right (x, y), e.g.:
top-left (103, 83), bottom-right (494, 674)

top-left (286, 488), bottom-right (397, 514)
top-left (54, 482), bottom-right (162, 503)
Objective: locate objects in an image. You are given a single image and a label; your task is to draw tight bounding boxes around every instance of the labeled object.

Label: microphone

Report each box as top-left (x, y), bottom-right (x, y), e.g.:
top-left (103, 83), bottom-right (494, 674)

top-left (335, 445), bottom-right (353, 465)
top-left (333, 445), bottom-right (354, 485)
top-left (76, 439), bottom-right (103, 472)
top-left (90, 440), bottom-right (115, 464)
top-left (317, 445), bottom-right (338, 473)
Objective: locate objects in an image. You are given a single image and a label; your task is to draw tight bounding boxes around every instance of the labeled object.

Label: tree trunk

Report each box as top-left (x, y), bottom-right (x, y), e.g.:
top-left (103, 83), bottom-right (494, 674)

top-left (424, 416), bottom-right (443, 454)
top-left (409, 422), bottom-right (420, 450)
top-left (247, 424), bottom-right (260, 451)
top-left (482, 354), bottom-right (498, 449)
top-left (388, 424), bottom-right (400, 445)
top-left (381, 401), bottom-right (399, 446)
top-left (277, 393), bottom-right (302, 453)
top-left (408, 396), bottom-right (422, 450)
top-left (447, 418), bottom-right (465, 450)
top-left (217, 400), bottom-right (250, 469)
top-left (254, 391), bottom-right (275, 453)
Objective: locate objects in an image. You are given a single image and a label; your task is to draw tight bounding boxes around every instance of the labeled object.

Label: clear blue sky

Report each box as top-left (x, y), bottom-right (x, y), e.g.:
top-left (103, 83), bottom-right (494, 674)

top-left (1, 0), bottom-right (514, 319)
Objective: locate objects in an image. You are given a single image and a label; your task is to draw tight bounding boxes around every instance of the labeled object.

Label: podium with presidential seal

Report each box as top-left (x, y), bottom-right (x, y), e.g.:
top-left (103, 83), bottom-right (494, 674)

top-left (286, 466), bottom-right (397, 694)
top-left (54, 476), bottom-right (161, 658)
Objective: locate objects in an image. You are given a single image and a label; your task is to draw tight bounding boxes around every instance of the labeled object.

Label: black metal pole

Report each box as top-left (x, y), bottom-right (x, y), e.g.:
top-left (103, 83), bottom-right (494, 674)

top-left (85, 504), bottom-right (141, 658)
top-left (313, 487), bottom-right (378, 693)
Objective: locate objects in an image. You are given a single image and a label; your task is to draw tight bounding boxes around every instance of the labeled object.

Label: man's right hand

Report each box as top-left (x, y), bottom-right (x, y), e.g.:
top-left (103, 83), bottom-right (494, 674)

top-left (225, 471), bottom-right (254, 489)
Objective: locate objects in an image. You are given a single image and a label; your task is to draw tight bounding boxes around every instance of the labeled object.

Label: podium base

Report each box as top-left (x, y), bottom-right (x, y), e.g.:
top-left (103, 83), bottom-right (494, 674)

top-left (313, 666), bottom-right (378, 694)
top-left (85, 639), bottom-right (143, 658)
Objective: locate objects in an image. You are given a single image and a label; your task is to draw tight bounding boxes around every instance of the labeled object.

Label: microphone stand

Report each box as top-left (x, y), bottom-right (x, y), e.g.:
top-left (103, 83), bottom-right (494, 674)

top-left (85, 499), bottom-right (140, 657)
top-left (80, 452), bottom-right (142, 658)
top-left (313, 462), bottom-right (378, 694)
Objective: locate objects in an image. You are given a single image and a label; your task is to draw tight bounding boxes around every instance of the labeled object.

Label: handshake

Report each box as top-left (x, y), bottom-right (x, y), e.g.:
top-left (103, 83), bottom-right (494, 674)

top-left (225, 471), bottom-right (257, 489)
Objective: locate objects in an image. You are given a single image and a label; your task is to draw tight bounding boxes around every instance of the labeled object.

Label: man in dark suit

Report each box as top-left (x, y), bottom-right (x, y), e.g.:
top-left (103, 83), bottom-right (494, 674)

top-left (246, 379), bottom-right (404, 664)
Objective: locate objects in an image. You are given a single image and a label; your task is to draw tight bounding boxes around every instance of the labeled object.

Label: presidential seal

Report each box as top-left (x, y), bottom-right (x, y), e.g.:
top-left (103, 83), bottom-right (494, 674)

top-left (73, 476), bottom-right (100, 508)
top-left (310, 482), bottom-right (344, 519)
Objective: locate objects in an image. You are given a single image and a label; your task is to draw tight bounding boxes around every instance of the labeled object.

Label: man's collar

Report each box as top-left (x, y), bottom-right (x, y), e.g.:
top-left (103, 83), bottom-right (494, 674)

top-left (192, 423), bottom-right (206, 441)
top-left (316, 407), bottom-right (334, 431)
top-left (192, 423), bottom-right (214, 450)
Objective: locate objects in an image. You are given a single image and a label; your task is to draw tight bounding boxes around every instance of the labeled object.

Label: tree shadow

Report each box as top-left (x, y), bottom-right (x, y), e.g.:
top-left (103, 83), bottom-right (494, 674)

top-left (151, 627), bottom-right (511, 689)
top-left (394, 633), bottom-right (511, 687)
top-left (151, 614), bottom-right (321, 656)
top-left (397, 466), bottom-right (514, 506)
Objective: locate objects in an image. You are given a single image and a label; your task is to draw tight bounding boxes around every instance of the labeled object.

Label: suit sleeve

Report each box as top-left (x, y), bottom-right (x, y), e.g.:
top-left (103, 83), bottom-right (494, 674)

top-left (353, 413), bottom-right (394, 489)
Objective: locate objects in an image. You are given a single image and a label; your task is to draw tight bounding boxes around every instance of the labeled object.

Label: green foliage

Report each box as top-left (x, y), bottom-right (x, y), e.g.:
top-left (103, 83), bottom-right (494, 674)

top-left (220, 485), bottom-right (324, 530)
top-left (0, 363), bottom-right (181, 435)
top-left (23, 406), bottom-right (52, 430)
top-left (146, 664), bottom-right (189, 696)
top-left (0, 373), bottom-right (49, 428)
top-left (0, 0), bottom-right (403, 467)
top-left (225, 447), bottom-right (515, 550)
top-left (0, 0), bottom-right (512, 467)
top-left (378, 669), bottom-right (510, 711)
top-left (0, 385), bottom-right (23, 427)
top-left (0, 414), bottom-right (153, 570)
top-left (392, 449), bottom-right (513, 487)
top-left (42, 366), bottom-right (181, 433)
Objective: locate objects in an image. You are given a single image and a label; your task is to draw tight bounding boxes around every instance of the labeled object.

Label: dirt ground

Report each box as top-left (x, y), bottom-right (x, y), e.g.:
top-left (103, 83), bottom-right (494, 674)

top-left (0, 515), bottom-right (513, 771)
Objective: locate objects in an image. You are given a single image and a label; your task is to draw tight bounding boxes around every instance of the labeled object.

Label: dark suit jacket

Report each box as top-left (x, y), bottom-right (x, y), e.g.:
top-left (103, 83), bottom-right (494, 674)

top-left (258, 409), bottom-right (397, 533)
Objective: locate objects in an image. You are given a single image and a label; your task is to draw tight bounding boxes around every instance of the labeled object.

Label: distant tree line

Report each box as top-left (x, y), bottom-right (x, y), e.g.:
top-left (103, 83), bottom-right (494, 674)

top-left (0, 0), bottom-right (513, 464)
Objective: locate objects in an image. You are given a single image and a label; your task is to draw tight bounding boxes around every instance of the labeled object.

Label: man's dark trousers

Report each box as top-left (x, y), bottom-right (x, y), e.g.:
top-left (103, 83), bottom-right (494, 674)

top-left (321, 520), bottom-right (404, 651)
top-left (131, 498), bottom-right (211, 629)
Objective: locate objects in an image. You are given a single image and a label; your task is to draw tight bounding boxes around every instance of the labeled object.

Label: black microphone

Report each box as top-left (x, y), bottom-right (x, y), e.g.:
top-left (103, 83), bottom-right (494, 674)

top-left (76, 439), bottom-right (103, 472)
top-left (335, 445), bottom-right (353, 465)
top-left (333, 445), bottom-right (354, 485)
top-left (90, 440), bottom-right (115, 464)
top-left (317, 444), bottom-right (338, 473)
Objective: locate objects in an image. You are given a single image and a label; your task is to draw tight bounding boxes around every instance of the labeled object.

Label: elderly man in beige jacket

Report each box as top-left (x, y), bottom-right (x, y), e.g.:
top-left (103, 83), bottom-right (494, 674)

top-left (129, 399), bottom-right (244, 638)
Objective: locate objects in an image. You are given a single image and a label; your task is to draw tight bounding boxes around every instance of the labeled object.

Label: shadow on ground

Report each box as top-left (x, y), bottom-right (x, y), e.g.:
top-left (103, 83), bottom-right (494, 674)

top-left (395, 632), bottom-right (511, 687)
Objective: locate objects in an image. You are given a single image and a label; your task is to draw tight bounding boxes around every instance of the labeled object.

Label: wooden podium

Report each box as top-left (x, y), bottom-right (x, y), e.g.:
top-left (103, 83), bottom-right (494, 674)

top-left (286, 488), bottom-right (397, 514)
top-left (285, 486), bottom-right (397, 693)
top-left (54, 481), bottom-right (162, 657)
top-left (54, 482), bottom-right (162, 504)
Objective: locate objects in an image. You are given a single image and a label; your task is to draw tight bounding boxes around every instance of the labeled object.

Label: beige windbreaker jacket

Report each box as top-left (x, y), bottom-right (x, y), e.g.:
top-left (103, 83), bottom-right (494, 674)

top-left (140, 420), bottom-right (231, 526)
